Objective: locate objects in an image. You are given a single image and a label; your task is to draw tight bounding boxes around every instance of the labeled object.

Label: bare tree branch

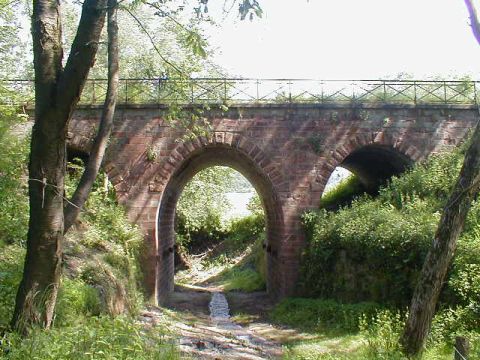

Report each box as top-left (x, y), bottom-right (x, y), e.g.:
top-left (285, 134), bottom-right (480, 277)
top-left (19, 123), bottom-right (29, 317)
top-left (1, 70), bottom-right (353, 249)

top-left (122, 6), bottom-right (186, 76)
top-left (64, 0), bottom-right (120, 233)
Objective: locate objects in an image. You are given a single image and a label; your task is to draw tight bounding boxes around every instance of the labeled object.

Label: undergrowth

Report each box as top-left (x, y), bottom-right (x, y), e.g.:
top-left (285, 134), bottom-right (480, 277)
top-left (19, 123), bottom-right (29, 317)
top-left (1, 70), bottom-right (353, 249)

top-left (175, 212), bottom-right (267, 292)
top-left (301, 146), bottom-right (480, 308)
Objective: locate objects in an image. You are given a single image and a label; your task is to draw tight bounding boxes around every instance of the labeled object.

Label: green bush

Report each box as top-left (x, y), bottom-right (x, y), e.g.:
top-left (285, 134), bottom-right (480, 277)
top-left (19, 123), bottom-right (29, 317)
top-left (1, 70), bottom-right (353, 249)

top-left (55, 279), bottom-right (102, 325)
top-left (301, 201), bottom-right (437, 303)
top-left (225, 214), bottom-right (265, 248)
top-left (359, 309), bottom-right (406, 359)
top-left (0, 114), bottom-right (29, 247)
top-left (65, 167), bottom-right (145, 315)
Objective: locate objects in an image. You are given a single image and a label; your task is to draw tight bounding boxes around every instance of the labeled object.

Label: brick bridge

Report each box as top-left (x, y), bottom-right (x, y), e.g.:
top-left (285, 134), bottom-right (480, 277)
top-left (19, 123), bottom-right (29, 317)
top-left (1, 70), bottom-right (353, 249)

top-left (64, 79), bottom-right (479, 303)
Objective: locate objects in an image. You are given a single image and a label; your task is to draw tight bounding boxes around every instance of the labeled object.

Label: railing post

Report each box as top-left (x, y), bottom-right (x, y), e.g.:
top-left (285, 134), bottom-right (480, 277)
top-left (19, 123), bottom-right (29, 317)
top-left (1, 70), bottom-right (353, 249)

top-left (224, 79), bottom-right (228, 102)
top-left (352, 81), bottom-right (356, 103)
top-left (256, 80), bottom-right (260, 102)
top-left (444, 81), bottom-right (447, 104)
top-left (383, 80), bottom-right (387, 103)
top-left (414, 81), bottom-right (417, 105)
top-left (125, 79), bottom-right (128, 104)
top-left (91, 80), bottom-right (95, 104)
top-left (288, 81), bottom-right (292, 102)
top-left (454, 336), bottom-right (469, 360)
top-left (474, 81), bottom-right (478, 106)
top-left (321, 81), bottom-right (324, 103)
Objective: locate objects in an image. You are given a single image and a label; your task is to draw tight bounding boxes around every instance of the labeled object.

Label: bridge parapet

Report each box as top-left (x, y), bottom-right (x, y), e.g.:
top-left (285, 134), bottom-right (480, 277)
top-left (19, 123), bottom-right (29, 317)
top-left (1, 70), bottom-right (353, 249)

top-left (2, 78), bottom-right (479, 107)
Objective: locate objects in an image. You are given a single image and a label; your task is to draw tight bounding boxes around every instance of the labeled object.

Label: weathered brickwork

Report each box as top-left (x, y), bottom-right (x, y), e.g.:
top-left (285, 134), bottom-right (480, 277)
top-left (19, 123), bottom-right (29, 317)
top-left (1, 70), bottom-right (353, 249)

top-left (68, 103), bottom-right (479, 303)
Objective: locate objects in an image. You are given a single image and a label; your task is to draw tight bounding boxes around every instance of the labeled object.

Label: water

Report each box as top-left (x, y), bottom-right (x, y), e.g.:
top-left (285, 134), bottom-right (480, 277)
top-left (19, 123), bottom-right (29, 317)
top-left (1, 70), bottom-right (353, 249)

top-left (209, 292), bottom-right (243, 331)
top-left (209, 292), bottom-right (230, 320)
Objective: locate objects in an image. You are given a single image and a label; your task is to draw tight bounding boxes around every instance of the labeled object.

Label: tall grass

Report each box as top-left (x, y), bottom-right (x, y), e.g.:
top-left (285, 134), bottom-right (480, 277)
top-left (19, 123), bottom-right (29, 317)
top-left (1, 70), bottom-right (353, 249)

top-left (1, 316), bottom-right (180, 360)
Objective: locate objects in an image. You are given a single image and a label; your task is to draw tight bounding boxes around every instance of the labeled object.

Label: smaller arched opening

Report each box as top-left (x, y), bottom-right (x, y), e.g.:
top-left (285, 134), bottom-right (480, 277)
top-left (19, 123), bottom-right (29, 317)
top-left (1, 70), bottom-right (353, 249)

top-left (321, 144), bottom-right (413, 209)
top-left (342, 144), bottom-right (413, 193)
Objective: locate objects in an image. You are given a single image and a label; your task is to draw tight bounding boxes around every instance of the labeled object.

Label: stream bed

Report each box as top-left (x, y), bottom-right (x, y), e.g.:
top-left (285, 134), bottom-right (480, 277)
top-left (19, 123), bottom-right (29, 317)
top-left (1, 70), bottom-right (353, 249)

top-left (182, 291), bottom-right (281, 359)
top-left (140, 289), bottom-right (282, 359)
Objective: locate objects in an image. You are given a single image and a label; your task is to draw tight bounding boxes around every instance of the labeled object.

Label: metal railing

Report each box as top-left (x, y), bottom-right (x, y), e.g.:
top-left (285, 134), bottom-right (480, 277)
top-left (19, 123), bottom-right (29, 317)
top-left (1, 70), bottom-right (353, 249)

top-left (1, 78), bottom-right (478, 106)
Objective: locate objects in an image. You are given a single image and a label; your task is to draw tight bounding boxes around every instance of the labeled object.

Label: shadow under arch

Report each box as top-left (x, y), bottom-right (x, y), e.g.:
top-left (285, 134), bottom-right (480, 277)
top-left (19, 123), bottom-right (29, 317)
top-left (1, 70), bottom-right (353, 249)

top-left (341, 144), bottom-right (414, 193)
top-left (155, 143), bottom-right (283, 303)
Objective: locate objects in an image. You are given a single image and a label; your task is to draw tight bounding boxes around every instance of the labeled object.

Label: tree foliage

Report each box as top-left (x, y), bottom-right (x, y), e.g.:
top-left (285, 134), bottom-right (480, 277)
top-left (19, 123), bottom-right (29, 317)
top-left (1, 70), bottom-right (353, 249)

top-left (0, 0), bottom-right (31, 78)
top-left (177, 166), bottom-right (237, 236)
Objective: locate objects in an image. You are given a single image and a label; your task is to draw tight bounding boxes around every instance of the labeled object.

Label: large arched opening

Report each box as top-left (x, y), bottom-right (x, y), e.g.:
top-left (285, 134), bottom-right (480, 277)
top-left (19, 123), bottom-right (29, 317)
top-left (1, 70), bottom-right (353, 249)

top-left (155, 144), bottom-right (282, 302)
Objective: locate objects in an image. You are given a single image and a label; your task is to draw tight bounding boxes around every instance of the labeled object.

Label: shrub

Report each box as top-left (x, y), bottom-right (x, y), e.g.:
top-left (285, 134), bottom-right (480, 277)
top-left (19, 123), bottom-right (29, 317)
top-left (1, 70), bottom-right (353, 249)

top-left (55, 278), bottom-right (103, 325)
top-left (359, 309), bottom-right (406, 359)
top-left (0, 115), bottom-right (29, 247)
top-left (225, 214), bottom-right (265, 248)
top-left (65, 167), bottom-right (145, 315)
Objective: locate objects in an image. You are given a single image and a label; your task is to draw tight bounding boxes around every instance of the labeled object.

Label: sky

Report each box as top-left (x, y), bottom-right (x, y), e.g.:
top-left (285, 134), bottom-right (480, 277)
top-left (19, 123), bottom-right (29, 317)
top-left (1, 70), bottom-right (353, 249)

top-left (204, 0), bottom-right (480, 79)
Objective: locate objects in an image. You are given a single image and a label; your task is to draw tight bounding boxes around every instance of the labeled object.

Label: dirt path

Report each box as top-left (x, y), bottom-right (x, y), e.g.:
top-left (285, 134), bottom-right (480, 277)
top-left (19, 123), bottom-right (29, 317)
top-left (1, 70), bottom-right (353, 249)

top-left (140, 285), bottom-right (289, 359)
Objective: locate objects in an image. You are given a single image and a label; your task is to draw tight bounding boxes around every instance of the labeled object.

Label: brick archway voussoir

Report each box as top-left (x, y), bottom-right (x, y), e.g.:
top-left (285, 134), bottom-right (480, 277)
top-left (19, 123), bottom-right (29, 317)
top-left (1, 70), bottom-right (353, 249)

top-left (155, 132), bottom-right (286, 193)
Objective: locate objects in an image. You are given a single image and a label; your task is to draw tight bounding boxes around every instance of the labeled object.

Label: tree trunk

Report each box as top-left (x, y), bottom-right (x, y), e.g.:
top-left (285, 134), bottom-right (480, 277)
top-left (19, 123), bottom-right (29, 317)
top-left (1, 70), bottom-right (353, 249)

top-left (11, 0), bottom-right (107, 333)
top-left (64, 0), bottom-right (119, 233)
top-left (400, 123), bottom-right (480, 355)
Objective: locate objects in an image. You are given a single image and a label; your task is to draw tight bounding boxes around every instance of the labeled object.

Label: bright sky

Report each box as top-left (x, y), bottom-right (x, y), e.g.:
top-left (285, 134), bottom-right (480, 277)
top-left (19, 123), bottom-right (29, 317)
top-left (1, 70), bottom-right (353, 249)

top-left (205, 0), bottom-right (480, 79)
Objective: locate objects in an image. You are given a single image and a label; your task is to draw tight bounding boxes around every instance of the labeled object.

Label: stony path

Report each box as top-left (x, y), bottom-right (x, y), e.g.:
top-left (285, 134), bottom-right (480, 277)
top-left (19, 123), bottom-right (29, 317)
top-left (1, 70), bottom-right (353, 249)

top-left (140, 286), bottom-right (284, 359)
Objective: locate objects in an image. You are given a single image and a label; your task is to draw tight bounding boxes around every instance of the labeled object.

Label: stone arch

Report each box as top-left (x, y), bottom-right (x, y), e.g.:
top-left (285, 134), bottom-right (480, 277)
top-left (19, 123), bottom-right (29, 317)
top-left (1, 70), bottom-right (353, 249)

top-left (317, 133), bottom-right (421, 203)
top-left (153, 133), bottom-right (285, 302)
